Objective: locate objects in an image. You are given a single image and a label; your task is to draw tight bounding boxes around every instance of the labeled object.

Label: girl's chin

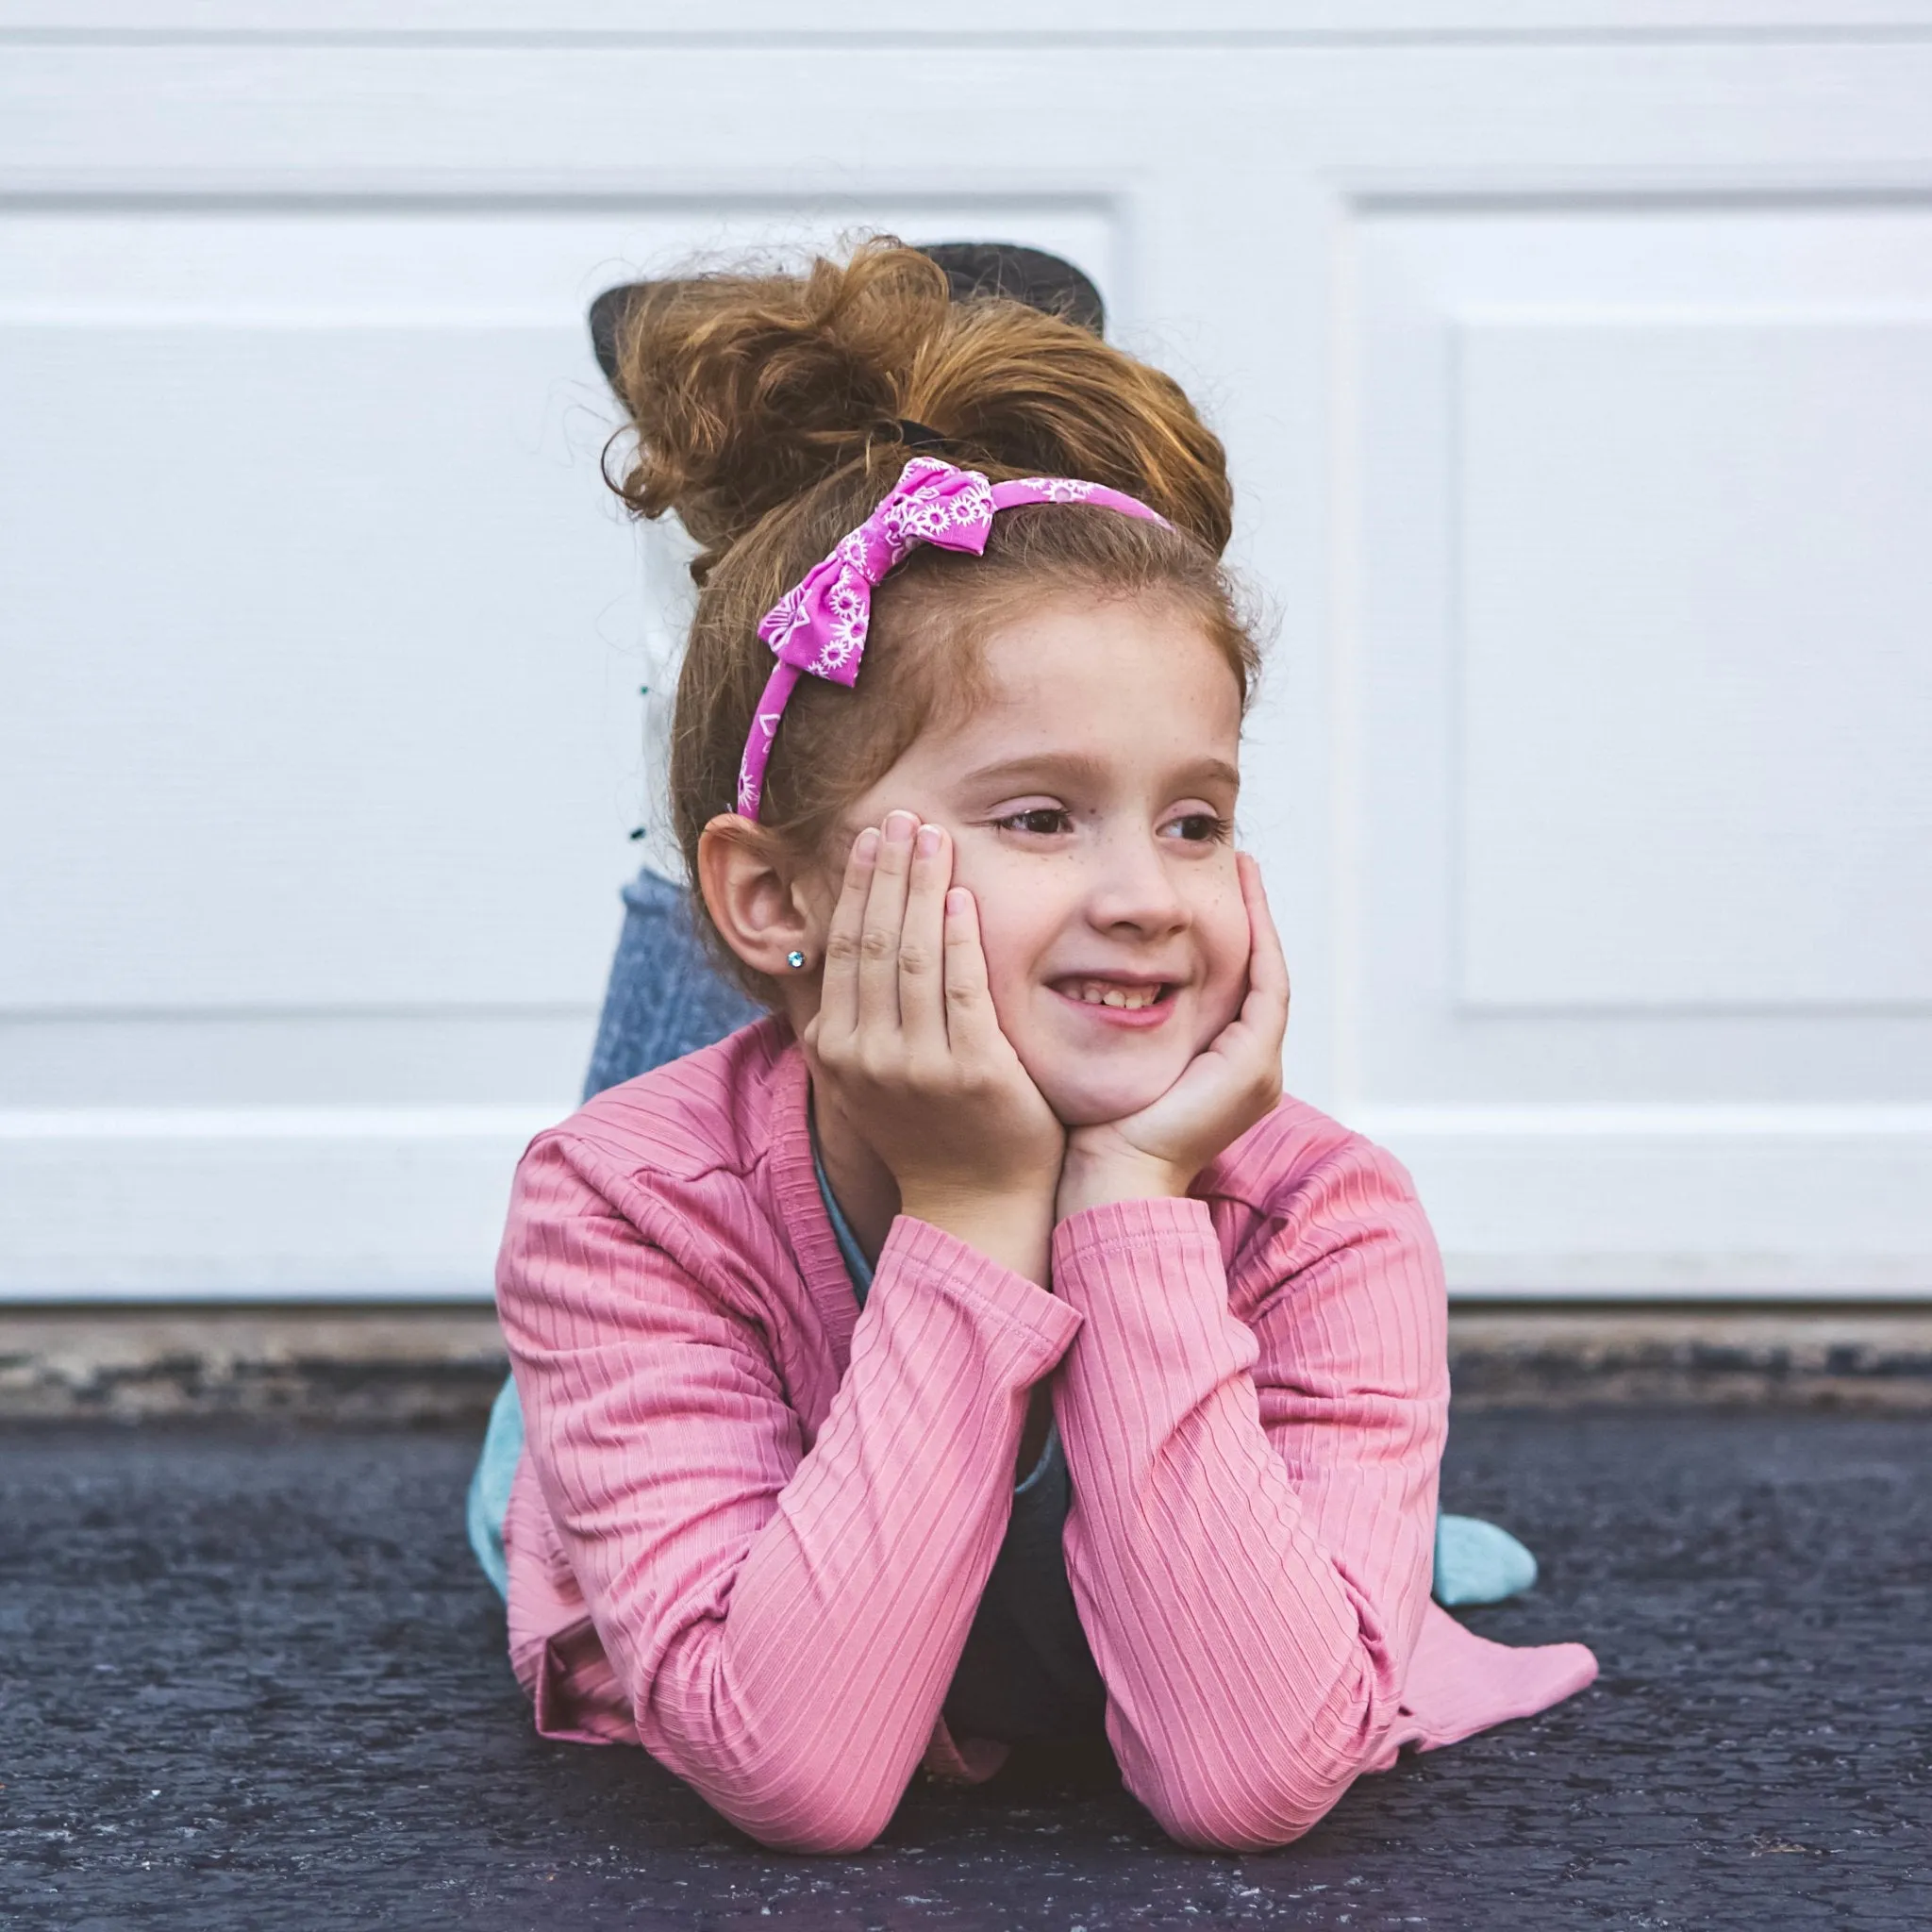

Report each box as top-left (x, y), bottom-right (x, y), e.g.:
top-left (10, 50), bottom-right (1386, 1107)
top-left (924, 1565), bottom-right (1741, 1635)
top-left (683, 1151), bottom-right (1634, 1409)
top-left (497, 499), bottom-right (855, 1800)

top-left (1030, 1067), bottom-right (1185, 1131)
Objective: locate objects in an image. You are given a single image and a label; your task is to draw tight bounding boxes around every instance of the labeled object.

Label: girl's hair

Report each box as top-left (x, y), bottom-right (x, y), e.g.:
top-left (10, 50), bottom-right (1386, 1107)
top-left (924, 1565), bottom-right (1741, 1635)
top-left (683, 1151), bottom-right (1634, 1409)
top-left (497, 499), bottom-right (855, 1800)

top-left (608, 238), bottom-right (1258, 1003)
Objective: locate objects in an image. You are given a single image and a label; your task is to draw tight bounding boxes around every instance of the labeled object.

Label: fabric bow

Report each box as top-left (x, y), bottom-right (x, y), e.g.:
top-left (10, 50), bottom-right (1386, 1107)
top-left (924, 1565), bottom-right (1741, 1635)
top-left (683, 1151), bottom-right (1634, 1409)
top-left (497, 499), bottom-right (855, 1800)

top-left (755, 457), bottom-right (997, 684)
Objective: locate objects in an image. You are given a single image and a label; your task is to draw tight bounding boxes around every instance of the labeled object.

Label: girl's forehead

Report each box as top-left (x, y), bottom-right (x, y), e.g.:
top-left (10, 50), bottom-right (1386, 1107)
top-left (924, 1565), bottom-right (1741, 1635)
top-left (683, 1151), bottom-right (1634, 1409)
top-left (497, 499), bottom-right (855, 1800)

top-left (900, 606), bottom-right (1242, 796)
top-left (977, 591), bottom-right (1225, 671)
top-left (966, 602), bottom-right (1241, 736)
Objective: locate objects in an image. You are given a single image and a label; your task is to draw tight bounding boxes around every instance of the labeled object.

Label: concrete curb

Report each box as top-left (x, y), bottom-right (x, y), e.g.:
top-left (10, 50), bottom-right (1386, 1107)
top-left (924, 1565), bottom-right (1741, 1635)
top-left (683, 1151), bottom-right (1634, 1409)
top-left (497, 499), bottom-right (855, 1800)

top-left (1445, 1305), bottom-right (1932, 1411)
top-left (0, 1308), bottom-right (508, 1424)
top-left (4, 1304), bottom-right (1930, 1422)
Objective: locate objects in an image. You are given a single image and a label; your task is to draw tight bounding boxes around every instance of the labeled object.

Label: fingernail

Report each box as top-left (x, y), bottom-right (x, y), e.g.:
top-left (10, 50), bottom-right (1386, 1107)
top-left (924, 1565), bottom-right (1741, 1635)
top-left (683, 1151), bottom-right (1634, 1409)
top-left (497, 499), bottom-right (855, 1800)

top-left (884, 809), bottom-right (917, 844)
top-left (945, 888), bottom-right (970, 915)
top-left (915, 823), bottom-right (942, 858)
top-left (854, 827), bottom-right (880, 863)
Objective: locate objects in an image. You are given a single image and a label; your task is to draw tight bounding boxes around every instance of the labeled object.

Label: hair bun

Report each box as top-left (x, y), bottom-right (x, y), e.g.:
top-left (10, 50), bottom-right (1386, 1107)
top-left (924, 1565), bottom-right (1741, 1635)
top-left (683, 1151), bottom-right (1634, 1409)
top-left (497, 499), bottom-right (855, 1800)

top-left (607, 243), bottom-right (951, 580)
top-left (606, 237), bottom-right (1232, 581)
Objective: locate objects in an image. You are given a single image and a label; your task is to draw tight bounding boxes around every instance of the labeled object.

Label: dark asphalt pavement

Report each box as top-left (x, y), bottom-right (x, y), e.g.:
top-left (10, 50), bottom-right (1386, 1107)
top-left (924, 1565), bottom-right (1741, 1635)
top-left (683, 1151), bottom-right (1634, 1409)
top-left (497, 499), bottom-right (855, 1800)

top-left (3, 1411), bottom-right (1927, 1930)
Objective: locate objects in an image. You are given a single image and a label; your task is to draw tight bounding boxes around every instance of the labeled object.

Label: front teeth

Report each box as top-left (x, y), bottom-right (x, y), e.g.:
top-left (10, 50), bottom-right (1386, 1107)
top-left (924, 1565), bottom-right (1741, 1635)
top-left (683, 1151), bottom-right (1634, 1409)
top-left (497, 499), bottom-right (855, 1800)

top-left (1074, 981), bottom-right (1161, 1010)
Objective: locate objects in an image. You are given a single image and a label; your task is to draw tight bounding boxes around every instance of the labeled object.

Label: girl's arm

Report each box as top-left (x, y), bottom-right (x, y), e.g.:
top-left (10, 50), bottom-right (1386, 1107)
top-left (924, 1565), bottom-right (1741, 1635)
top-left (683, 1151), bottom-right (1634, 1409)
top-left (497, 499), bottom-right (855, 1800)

top-left (1048, 1137), bottom-right (1445, 1853)
top-left (500, 1136), bottom-right (1079, 1855)
top-left (1048, 853), bottom-right (1439, 1849)
top-left (502, 815), bottom-right (1075, 1856)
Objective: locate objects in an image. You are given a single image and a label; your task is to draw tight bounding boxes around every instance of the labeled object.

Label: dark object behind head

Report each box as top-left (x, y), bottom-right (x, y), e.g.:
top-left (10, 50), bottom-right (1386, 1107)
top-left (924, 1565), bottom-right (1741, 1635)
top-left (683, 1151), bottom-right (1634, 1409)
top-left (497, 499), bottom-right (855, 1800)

top-left (588, 241), bottom-right (1106, 401)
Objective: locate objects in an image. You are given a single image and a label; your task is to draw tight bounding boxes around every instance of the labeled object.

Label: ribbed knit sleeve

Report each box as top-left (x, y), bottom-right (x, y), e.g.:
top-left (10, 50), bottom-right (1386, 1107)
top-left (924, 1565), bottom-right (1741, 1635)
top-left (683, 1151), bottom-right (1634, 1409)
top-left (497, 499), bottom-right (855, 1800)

top-left (1048, 1137), bottom-right (1447, 1852)
top-left (497, 1132), bottom-right (1082, 1854)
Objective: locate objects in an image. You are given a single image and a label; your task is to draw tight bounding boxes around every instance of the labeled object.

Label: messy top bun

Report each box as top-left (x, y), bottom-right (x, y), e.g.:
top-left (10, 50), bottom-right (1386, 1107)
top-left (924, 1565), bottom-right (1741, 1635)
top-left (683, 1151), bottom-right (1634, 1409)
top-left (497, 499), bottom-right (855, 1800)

top-left (606, 238), bottom-right (1256, 1003)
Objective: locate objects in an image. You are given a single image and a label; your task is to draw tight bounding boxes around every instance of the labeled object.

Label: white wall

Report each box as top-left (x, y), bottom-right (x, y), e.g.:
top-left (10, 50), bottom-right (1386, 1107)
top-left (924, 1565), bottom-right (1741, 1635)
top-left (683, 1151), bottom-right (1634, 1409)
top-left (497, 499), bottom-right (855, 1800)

top-left (3, 4), bottom-right (1929, 1300)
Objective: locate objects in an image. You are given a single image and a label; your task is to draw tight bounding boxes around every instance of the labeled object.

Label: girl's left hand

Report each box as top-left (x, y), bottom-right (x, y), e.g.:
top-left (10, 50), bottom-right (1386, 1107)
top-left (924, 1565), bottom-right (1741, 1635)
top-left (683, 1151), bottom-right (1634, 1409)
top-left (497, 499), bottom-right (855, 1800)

top-left (1057, 852), bottom-right (1289, 1220)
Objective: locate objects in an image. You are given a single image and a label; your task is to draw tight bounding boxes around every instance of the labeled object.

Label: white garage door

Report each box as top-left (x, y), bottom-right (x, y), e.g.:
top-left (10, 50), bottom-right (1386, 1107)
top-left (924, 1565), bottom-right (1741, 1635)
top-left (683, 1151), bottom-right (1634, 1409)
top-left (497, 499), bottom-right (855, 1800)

top-left (3, 3), bottom-right (1928, 1300)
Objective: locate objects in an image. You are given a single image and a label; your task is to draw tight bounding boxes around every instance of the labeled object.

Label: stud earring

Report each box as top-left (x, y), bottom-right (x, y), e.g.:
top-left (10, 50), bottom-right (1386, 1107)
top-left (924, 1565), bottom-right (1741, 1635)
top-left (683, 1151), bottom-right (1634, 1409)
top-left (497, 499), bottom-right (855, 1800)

top-left (786, 950), bottom-right (807, 971)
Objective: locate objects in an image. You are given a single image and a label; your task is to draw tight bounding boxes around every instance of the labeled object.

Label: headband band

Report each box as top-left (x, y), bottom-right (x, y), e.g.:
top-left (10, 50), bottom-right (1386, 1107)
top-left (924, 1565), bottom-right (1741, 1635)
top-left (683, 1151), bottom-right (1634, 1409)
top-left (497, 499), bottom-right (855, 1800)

top-left (736, 456), bottom-right (1168, 820)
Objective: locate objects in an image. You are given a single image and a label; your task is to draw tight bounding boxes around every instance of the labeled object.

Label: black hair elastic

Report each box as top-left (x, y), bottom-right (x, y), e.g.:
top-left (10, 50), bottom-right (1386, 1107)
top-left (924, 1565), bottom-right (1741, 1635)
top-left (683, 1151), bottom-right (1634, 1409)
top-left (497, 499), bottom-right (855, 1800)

top-left (892, 418), bottom-right (949, 451)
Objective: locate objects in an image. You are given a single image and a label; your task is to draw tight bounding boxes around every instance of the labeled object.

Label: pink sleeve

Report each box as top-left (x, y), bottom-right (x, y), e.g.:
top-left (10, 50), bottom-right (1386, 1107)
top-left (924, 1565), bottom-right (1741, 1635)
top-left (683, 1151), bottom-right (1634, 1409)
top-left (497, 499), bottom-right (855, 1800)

top-left (1048, 1141), bottom-right (1447, 1851)
top-left (497, 1134), bottom-right (1083, 1854)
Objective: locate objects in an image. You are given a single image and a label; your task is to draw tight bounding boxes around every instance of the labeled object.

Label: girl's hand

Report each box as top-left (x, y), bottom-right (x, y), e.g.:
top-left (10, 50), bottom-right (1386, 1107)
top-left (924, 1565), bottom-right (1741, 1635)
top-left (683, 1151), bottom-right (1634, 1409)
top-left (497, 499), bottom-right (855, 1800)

top-left (1057, 852), bottom-right (1289, 1220)
top-left (804, 810), bottom-right (1066, 1283)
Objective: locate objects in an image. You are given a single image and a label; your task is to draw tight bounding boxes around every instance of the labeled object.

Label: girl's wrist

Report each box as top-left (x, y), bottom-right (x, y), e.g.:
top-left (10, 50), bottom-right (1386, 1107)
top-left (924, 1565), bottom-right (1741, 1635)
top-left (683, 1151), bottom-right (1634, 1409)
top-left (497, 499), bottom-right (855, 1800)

top-left (1055, 1141), bottom-right (1192, 1220)
top-left (895, 1182), bottom-right (1058, 1288)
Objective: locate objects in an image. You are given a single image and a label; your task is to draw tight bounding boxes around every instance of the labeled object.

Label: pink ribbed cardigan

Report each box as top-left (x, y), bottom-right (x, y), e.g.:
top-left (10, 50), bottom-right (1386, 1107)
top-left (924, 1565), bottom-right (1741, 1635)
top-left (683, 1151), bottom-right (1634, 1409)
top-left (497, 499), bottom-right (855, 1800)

top-left (496, 1019), bottom-right (1596, 1854)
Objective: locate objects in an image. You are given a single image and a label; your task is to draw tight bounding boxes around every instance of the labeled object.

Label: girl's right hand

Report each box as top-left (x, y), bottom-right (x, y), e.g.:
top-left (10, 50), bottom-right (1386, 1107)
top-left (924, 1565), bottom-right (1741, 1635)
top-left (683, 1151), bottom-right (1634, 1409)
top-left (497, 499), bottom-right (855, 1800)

top-left (804, 809), bottom-right (1065, 1284)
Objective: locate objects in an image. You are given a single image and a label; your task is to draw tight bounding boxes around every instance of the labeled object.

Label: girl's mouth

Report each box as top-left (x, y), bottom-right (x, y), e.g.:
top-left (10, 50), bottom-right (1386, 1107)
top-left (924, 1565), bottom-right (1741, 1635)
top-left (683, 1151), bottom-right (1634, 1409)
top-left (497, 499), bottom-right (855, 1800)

top-left (1051, 976), bottom-right (1177, 1028)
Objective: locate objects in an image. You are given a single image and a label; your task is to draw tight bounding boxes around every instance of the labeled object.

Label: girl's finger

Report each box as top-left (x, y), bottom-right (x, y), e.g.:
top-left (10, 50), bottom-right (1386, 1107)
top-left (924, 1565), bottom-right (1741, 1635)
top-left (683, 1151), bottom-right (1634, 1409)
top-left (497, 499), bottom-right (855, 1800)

top-left (1236, 851), bottom-right (1291, 1033)
top-left (941, 886), bottom-right (1001, 1055)
top-left (897, 822), bottom-right (951, 1058)
top-left (858, 809), bottom-right (919, 1032)
top-left (818, 825), bottom-right (878, 1043)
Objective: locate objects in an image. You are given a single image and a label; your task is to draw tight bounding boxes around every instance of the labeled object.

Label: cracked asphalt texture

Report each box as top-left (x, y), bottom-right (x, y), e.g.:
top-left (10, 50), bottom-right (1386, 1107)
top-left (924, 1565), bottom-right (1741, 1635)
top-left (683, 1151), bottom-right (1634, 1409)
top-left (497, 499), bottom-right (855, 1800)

top-left (4, 1410), bottom-right (1927, 1930)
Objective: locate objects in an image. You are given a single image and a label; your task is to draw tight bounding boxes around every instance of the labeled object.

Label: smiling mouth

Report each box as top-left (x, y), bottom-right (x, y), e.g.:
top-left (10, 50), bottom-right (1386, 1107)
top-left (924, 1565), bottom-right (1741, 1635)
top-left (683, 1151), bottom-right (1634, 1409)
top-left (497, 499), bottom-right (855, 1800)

top-left (1057, 978), bottom-right (1175, 1011)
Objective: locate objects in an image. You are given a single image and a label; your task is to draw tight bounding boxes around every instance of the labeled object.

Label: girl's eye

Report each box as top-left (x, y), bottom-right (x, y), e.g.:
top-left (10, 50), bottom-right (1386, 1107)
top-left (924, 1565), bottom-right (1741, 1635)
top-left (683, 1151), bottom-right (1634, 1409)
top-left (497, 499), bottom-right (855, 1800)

top-left (995, 806), bottom-right (1074, 837)
top-left (1162, 811), bottom-right (1232, 844)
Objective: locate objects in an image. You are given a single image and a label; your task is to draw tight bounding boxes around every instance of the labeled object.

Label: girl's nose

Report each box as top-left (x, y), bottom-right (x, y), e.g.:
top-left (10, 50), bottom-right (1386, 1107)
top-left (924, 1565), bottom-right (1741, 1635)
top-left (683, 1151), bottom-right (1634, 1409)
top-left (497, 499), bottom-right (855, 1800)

top-left (1083, 831), bottom-right (1189, 939)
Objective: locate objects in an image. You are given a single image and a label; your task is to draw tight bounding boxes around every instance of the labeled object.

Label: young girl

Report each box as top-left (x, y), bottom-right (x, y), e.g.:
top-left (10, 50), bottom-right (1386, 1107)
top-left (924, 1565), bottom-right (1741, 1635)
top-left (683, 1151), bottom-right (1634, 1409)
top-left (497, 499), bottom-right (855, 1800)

top-left (494, 242), bottom-right (1596, 1855)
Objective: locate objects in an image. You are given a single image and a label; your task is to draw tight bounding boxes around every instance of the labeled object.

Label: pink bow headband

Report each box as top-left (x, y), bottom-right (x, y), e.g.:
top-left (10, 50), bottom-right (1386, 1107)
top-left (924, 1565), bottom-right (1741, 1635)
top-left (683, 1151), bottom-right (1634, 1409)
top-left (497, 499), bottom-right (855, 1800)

top-left (736, 456), bottom-right (1169, 819)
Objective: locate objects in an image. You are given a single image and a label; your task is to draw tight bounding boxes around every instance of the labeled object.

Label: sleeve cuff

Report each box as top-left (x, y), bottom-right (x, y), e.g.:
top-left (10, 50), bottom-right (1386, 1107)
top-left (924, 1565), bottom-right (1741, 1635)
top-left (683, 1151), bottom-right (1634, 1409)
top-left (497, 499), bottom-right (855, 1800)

top-left (875, 1213), bottom-right (1084, 1372)
top-left (1049, 1196), bottom-right (1226, 1322)
top-left (1052, 1194), bottom-right (1217, 1262)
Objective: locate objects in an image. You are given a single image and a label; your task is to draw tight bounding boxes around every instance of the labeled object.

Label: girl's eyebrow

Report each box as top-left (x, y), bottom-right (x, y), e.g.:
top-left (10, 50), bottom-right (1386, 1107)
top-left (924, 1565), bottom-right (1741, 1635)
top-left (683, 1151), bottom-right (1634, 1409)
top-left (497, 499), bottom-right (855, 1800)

top-left (959, 753), bottom-right (1241, 796)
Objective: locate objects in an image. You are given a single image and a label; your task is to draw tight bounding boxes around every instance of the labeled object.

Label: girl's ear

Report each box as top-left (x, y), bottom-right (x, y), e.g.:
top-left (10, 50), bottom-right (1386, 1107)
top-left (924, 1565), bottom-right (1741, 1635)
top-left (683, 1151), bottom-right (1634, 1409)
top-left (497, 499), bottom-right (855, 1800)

top-left (696, 814), bottom-right (814, 979)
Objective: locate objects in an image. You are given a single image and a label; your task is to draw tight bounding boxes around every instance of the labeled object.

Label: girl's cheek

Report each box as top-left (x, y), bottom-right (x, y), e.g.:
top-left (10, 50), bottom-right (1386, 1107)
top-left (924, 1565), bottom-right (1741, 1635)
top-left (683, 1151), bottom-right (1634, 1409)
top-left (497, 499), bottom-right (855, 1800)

top-left (1207, 891), bottom-right (1254, 1016)
top-left (941, 830), bottom-right (999, 899)
top-left (949, 846), bottom-right (1032, 958)
top-left (1185, 856), bottom-right (1241, 941)
top-left (975, 924), bottom-right (1034, 1018)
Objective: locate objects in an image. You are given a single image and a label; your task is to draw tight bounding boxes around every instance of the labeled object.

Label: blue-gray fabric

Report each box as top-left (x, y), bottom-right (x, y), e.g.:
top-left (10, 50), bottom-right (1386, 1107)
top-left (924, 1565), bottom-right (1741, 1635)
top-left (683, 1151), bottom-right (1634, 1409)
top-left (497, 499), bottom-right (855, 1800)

top-left (465, 865), bottom-right (1540, 1620)
top-left (581, 869), bottom-right (763, 1099)
top-left (466, 1374), bottom-right (523, 1600)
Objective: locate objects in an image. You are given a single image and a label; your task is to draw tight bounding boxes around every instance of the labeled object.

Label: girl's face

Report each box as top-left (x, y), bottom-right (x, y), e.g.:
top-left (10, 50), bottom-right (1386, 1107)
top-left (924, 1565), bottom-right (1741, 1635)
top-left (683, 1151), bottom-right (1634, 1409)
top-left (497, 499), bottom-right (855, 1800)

top-left (825, 596), bottom-right (1252, 1128)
